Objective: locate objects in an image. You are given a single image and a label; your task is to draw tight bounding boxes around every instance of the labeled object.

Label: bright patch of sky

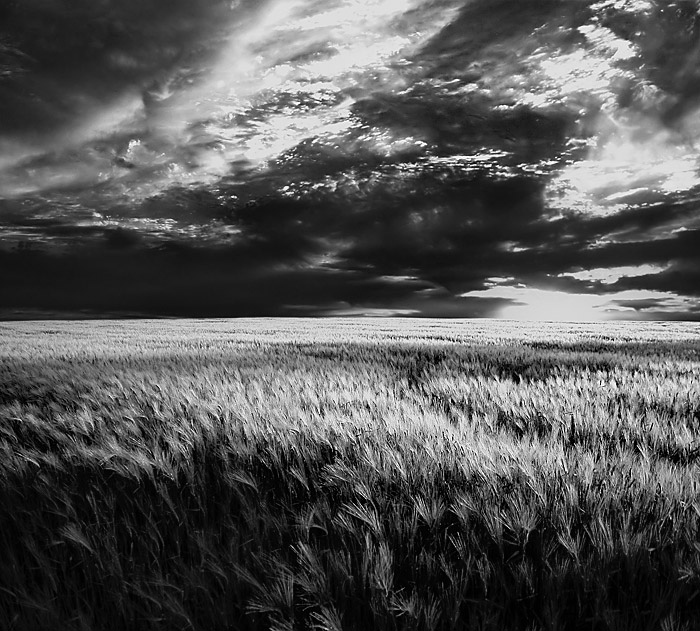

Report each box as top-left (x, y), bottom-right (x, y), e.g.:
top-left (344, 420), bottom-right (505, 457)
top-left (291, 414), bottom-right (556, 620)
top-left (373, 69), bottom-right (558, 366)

top-left (547, 133), bottom-right (700, 217)
top-left (522, 7), bottom-right (700, 218)
top-left (461, 284), bottom-right (691, 321)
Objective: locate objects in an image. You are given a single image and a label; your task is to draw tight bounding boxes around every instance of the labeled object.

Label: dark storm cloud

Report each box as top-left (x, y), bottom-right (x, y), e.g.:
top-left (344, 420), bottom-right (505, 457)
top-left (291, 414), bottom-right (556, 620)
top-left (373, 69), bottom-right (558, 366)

top-left (0, 0), bottom-right (239, 137)
top-left (547, 198), bottom-right (700, 245)
top-left (419, 0), bottom-right (571, 71)
top-left (0, 238), bottom-right (525, 319)
top-left (0, 245), bottom-right (333, 317)
top-left (560, 227), bottom-right (700, 276)
top-left (608, 262), bottom-right (700, 297)
top-left (0, 165), bottom-right (559, 318)
top-left (0, 243), bottom-right (488, 318)
top-left (274, 161), bottom-right (695, 300)
top-left (350, 92), bottom-right (574, 160)
top-left (502, 235), bottom-right (670, 277)
top-left (3, 150), bottom-right (700, 318)
top-left (215, 166), bottom-right (555, 294)
top-left (335, 176), bottom-right (545, 289)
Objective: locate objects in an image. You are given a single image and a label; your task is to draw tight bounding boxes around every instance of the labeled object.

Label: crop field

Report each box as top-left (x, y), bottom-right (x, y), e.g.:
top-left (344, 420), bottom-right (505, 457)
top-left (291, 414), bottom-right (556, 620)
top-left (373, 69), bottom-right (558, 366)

top-left (1, 318), bottom-right (700, 631)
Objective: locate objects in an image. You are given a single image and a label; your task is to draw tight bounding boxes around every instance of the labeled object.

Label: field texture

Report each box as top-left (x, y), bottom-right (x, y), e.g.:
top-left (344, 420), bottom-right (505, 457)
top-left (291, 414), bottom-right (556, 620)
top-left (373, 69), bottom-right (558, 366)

top-left (1, 318), bottom-right (700, 631)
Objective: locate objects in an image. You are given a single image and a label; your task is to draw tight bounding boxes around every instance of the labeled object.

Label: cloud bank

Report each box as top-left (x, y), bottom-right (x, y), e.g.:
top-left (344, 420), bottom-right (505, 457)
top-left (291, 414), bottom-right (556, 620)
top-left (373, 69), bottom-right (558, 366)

top-left (2, 0), bottom-right (700, 320)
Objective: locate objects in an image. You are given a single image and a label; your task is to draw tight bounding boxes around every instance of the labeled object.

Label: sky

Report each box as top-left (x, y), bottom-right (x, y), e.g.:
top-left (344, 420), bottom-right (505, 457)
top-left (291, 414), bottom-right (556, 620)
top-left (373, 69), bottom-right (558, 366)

top-left (1, 0), bottom-right (700, 321)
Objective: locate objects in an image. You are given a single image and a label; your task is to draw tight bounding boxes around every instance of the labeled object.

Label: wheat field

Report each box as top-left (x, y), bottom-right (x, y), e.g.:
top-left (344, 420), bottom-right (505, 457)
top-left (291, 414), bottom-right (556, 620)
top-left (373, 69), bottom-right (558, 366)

top-left (1, 318), bottom-right (700, 630)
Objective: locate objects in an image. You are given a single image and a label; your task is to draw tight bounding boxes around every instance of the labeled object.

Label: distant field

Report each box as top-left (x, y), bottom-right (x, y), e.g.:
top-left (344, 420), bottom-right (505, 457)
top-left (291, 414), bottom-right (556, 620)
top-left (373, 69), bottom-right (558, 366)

top-left (1, 318), bottom-right (700, 631)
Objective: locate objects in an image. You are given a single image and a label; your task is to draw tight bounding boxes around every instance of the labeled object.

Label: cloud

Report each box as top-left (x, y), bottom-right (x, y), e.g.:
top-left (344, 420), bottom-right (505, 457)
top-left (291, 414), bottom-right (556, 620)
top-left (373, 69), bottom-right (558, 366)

top-left (0, 0), bottom-right (241, 137)
top-left (607, 262), bottom-right (700, 297)
top-left (3, 155), bottom-right (700, 319)
top-left (2, 0), bottom-right (700, 320)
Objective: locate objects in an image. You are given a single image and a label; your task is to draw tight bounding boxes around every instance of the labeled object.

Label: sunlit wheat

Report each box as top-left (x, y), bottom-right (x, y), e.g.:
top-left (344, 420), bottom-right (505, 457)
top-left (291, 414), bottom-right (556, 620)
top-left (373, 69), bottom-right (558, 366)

top-left (1, 318), bottom-right (699, 630)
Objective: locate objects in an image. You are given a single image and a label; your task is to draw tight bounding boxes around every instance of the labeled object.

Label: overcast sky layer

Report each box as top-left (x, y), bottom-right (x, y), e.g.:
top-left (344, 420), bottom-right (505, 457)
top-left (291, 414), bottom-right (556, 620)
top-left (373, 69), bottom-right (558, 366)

top-left (1, 0), bottom-right (700, 320)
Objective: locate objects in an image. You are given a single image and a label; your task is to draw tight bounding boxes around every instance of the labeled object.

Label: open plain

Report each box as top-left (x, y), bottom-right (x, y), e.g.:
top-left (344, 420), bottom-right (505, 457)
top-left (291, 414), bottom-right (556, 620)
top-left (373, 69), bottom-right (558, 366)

top-left (1, 318), bottom-right (700, 630)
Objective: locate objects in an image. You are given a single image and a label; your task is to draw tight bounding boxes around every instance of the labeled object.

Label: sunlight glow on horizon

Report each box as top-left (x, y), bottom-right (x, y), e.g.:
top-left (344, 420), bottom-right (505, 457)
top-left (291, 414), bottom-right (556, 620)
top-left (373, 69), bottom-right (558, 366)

top-left (462, 284), bottom-right (694, 322)
top-left (494, 288), bottom-right (611, 322)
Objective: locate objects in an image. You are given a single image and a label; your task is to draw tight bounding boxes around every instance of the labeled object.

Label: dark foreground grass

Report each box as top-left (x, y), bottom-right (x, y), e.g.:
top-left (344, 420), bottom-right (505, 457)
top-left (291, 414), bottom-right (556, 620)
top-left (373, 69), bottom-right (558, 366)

top-left (1, 318), bottom-right (700, 631)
